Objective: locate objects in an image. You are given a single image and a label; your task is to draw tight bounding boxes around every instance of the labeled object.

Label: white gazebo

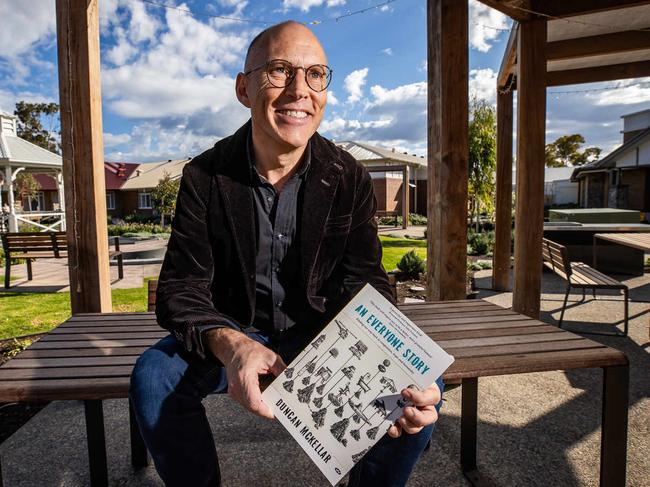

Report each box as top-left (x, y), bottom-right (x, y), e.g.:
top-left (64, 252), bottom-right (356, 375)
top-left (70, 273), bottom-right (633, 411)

top-left (0, 111), bottom-right (65, 232)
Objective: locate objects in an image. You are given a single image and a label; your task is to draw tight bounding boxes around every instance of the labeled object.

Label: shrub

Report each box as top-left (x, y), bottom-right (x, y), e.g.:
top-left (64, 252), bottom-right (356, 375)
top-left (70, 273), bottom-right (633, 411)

top-left (397, 250), bottom-right (425, 279)
top-left (124, 213), bottom-right (159, 224)
top-left (0, 245), bottom-right (4, 267)
top-left (107, 223), bottom-right (170, 236)
top-left (408, 213), bottom-right (427, 225)
top-left (467, 230), bottom-right (495, 256)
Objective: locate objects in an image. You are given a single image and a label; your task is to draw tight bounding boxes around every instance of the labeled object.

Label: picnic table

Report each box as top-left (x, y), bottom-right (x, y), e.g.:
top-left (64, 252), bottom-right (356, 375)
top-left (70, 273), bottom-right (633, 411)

top-left (0, 300), bottom-right (629, 486)
top-left (593, 232), bottom-right (650, 276)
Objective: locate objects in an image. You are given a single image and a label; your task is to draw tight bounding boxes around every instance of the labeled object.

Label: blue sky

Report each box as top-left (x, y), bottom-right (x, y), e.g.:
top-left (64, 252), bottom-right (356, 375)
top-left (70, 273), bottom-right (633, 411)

top-left (1, 0), bottom-right (648, 162)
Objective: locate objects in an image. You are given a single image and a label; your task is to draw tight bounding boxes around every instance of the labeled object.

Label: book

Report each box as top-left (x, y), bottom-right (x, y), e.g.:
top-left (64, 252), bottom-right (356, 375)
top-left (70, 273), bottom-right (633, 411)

top-left (261, 283), bottom-right (455, 485)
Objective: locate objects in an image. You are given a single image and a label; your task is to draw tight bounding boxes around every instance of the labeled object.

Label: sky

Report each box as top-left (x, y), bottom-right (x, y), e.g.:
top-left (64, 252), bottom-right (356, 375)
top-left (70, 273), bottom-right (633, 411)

top-left (0, 0), bottom-right (649, 163)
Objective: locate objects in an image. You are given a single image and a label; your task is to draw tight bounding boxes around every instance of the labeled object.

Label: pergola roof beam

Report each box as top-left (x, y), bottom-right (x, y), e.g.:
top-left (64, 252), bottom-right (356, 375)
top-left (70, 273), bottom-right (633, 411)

top-left (478, 0), bottom-right (650, 21)
top-left (547, 30), bottom-right (650, 61)
top-left (547, 60), bottom-right (650, 86)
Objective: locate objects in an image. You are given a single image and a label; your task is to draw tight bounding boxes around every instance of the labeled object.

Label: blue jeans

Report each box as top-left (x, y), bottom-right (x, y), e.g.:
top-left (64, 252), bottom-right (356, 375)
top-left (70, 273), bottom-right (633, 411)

top-left (129, 334), bottom-right (444, 487)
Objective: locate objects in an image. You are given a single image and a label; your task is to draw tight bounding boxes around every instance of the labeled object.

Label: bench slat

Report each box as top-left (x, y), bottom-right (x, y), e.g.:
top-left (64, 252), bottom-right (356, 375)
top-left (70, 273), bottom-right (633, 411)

top-left (40, 331), bottom-right (166, 341)
top-left (11, 347), bottom-right (151, 359)
top-left (0, 365), bottom-right (134, 380)
top-left (445, 340), bottom-right (608, 359)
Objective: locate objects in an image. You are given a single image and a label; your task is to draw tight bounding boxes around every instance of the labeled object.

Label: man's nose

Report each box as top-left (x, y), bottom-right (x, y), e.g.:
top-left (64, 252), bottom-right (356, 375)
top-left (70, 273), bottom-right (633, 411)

top-left (285, 68), bottom-right (310, 98)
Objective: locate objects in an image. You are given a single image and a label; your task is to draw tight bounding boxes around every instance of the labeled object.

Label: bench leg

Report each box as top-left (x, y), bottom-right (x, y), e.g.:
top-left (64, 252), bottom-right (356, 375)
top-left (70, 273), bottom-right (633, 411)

top-left (26, 259), bottom-right (33, 281)
top-left (460, 377), bottom-right (489, 486)
top-left (84, 400), bottom-right (108, 487)
top-left (117, 255), bottom-right (124, 280)
top-left (559, 285), bottom-right (571, 328)
top-left (129, 398), bottom-right (148, 468)
top-left (600, 365), bottom-right (629, 487)
top-left (4, 260), bottom-right (10, 289)
top-left (622, 289), bottom-right (629, 337)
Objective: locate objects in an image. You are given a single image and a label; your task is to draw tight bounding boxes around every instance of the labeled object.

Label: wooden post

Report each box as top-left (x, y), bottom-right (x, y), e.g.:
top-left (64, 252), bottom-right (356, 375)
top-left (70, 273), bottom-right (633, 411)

top-left (426, 0), bottom-right (469, 301)
top-left (492, 89), bottom-right (513, 291)
top-left (56, 0), bottom-right (111, 313)
top-left (402, 165), bottom-right (409, 229)
top-left (513, 19), bottom-right (547, 318)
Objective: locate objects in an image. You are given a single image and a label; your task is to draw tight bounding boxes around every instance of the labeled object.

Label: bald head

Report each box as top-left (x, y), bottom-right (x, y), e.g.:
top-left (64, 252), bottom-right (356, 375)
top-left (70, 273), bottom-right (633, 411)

top-left (244, 21), bottom-right (325, 72)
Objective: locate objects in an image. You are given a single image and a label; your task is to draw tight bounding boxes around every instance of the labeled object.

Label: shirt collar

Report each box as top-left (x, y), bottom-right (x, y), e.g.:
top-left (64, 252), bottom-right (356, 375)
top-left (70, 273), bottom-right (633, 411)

top-left (247, 130), bottom-right (311, 184)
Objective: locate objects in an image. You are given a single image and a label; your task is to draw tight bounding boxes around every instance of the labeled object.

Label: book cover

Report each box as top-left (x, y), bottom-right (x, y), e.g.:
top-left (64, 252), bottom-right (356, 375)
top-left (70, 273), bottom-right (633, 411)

top-left (261, 283), bottom-right (455, 485)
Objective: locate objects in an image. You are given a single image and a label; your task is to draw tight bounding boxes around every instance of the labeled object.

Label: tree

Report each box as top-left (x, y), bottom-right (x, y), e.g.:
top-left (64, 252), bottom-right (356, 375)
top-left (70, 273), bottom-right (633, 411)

top-left (15, 173), bottom-right (41, 211)
top-left (545, 134), bottom-right (601, 167)
top-left (151, 172), bottom-right (180, 226)
top-left (14, 101), bottom-right (61, 154)
top-left (468, 97), bottom-right (497, 231)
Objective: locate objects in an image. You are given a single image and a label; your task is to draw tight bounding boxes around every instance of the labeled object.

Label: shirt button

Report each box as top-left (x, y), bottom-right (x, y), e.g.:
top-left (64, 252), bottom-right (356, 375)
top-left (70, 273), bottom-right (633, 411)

top-left (266, 196), bottom-right (273, 202)
top-left (274, 266), bottom-right (280, 273)
top-left (276, 301), bottom-right (283, 307)
top-left (277, 234), bottom-right (284, 239)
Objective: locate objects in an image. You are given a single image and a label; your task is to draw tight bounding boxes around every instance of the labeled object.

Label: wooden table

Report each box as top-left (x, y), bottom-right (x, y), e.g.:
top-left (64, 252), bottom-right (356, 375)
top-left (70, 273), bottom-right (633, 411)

top-left (593, 232), bottom-right (650, 276)
top-left (0, 301), bottom-right (629, 486)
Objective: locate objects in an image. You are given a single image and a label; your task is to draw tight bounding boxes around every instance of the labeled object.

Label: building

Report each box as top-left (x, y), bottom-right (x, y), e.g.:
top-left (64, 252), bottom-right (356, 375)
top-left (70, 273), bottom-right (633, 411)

top-left (571, 108), bottom-right (650, 212)
top-left (544, 167), bottom-right (578, 206)
top-left (335, 141), bottom-right (428, 216)
top-left (0, 112), bottom-right (64, 231)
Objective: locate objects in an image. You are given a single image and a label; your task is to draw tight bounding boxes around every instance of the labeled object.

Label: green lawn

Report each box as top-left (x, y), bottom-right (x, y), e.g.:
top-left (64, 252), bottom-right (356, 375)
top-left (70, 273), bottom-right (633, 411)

top-left (379, 236), bottom-right (426, 272)
top-left (0, 281), bottom-right (149, 339)
top-left (0, 238), bottom-right (424, 340)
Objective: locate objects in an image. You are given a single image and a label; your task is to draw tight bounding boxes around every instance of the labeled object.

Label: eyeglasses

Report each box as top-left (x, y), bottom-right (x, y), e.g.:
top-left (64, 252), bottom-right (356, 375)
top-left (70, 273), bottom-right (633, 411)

top-left (244, 59), bottom-right (333, 92)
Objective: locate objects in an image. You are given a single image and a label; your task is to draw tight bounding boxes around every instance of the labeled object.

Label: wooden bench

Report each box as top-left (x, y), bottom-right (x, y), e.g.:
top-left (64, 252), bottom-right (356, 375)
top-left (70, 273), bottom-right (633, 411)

top-left (542, 238), bottom-right (629, 336)
top-left (0, 286), bottom-right (629, 486)
top-left (1, 231), bottom-right (124, 289)
top-left (375, 210), bottom-right (400, 227)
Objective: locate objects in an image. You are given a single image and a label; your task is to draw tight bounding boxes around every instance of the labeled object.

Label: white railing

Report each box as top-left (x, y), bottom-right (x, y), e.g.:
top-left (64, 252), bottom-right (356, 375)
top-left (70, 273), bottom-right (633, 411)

top-left (14, 211), bottom-right (66, 232)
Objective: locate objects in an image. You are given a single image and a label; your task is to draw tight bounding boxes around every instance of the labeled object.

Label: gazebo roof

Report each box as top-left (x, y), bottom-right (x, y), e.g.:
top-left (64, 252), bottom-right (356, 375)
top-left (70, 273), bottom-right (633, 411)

top-left (497, 2), bottom-right (650, 89)
top-left (335, 140), bottom-right (427, 168)
top-left (0, 112), bottom-right (62, 169)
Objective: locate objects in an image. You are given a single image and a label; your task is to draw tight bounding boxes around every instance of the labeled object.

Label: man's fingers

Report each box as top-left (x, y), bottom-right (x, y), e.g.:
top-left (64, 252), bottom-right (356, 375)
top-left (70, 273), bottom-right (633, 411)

top-left (401, 384), bottom-right (441, 407)
top-left (268, 353), bottom-right (287, 377)
top-left (240, 372), bottom-right (275, 420)
top-left (387, 423), bottom-right (402, 438)
top-left (401, 405), bottom-right (438, 429)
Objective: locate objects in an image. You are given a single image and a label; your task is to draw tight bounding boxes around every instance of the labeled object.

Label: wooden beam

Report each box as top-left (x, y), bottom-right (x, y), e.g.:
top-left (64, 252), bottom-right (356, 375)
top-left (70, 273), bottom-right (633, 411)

top-left (513, 18), bottom-right (547, 319)
top-left (548, 31), bottom-right (650, 61)
top-left (541, 0), bottom-right (650, 18)
top-left (56, 0), bottom-right (111, 313)
top-left (492, 90), bottom-right (513, 291)
top-left (497, 23), bottom-right (519, 90)
top-left (547, 60), bottom-right (650, 86)
top-left (427, 0), bottom-right (469, 301)
top-left (476, 1), bottom-right (531, 22)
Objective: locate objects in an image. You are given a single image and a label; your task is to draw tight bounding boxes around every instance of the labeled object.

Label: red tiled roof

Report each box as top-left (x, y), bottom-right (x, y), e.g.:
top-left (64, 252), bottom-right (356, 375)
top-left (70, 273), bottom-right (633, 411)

top-left (104, 162), bottom-right (140, 190)
top-left (34, 174), bottom-right (57, 190)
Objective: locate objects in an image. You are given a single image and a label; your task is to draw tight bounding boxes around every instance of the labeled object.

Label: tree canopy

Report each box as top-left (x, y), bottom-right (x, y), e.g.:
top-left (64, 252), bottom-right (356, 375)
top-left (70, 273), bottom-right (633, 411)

top-left (545, 134), bottom-right (601, 167)
top-left (468, 97), bottom-right (497, 228)
top-left (14, 101), bottom-right (61, 154)
top-left (151, 172), bottom-right (180, 226)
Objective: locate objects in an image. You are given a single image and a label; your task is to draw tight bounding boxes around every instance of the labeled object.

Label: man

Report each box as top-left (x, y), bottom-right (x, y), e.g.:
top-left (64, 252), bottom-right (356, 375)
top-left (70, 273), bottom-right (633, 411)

top-left (130, 21), bottom-right (442, 487)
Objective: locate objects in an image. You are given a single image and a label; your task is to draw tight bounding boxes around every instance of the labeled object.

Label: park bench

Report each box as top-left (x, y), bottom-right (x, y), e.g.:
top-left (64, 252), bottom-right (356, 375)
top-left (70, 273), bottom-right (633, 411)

top-left (1, 231), bottom-right (124, 289)
top-left (0, 279), bottom-right (629, 486)
top-left (542, 238), bottom-right (629, 336)
top-left (375, 210), bottom-right (400, 226)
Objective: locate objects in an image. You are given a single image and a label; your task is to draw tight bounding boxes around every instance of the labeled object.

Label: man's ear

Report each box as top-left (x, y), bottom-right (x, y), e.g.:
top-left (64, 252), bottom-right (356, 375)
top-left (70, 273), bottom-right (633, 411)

top-left (235, 73), bottom-right (251, 108)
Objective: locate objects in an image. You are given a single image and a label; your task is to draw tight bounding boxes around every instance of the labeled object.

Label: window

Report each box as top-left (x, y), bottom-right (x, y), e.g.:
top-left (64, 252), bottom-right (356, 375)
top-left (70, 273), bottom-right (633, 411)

top-left (138, 190), bottom-right (152, 209)
top-left (22, 191), bottom-right (45, 211)
top-left (609, 170), bottom-right (620, 187)
top-left (106, 192), bottom-right (115, 210)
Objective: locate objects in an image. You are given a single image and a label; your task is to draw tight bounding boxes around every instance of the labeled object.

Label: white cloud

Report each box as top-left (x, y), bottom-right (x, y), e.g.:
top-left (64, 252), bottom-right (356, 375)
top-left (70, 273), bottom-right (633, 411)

top-left (103, 132), bottom-right (132, 148)
top-left (585, 78), bottom-right (650, 106)
top-left (468, 0), bottom-right (510, 53)
top-left (0, 1), bottom-right (56, 58)
top-left (382, 48), bottom-right (393, 56)
top-left (418, 59), bottom-right (427, 73)
top-left (469, 68), bottom-right (497, 104)
top-left (283, 0), bottom-right (346, 12)
top-left (344, 68), bottom-right (369, 104)
top-left (327, 90), bottom-right (340, 106)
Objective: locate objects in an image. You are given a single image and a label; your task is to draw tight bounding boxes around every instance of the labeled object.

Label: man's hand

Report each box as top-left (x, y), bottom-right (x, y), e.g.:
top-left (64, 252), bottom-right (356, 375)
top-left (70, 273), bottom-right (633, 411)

top-left (206, 328), bottom-right (286, 420)
top-left (387, 383), bottom-right (441, 438)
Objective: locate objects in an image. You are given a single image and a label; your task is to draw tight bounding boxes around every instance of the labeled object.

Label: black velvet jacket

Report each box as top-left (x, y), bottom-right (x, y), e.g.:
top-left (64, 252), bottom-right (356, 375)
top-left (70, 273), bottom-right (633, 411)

top-left (155, 121), bottom-right (394, 356)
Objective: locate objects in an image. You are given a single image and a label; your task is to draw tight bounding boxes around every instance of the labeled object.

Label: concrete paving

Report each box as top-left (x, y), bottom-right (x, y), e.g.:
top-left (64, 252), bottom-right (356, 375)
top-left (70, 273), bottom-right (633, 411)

top-left (0, 268), bottom-right (648, 486)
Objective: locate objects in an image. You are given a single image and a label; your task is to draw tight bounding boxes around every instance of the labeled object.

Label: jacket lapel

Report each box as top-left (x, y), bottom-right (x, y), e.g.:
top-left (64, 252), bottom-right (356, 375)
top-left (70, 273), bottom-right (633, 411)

top-left (300, 135), bottom-right (344, 296)
top-left (215, 123), bottom-right (257, 317)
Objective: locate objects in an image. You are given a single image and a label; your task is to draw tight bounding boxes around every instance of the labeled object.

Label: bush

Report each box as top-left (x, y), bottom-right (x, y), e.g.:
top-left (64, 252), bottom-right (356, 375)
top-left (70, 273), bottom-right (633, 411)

top-left (397, 250), bottom-right (425, 279)
top-left (467, 230), bottom-right (495, 256)
top-left (124, 213), bottom-right (160, 224)
top-left (0, 245), bottom-right (4, 267)
top-left (409, 213), bottom-right (427, 225)
top-left (107, 223), bottom-right (170, 236)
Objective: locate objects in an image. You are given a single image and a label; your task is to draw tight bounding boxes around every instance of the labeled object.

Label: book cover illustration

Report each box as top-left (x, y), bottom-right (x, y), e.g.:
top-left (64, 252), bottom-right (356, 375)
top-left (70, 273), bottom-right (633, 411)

top-left (262, 284), bottom-right (455, 485)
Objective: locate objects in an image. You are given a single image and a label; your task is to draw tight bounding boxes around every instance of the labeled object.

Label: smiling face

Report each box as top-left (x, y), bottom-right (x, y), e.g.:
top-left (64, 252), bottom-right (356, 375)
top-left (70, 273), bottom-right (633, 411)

top-left (236, 23), bottom-right (328, 158)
